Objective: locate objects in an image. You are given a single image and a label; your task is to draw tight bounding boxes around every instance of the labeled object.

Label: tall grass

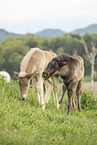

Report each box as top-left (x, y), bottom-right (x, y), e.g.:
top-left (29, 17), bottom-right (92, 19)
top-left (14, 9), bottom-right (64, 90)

top-left (0, 79), bottom-right (97, 145)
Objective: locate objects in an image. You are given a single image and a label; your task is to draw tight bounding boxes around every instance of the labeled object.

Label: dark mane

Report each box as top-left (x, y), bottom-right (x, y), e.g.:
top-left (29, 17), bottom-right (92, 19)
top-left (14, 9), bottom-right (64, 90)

top-left (52, 53), bottom-right (73, 62)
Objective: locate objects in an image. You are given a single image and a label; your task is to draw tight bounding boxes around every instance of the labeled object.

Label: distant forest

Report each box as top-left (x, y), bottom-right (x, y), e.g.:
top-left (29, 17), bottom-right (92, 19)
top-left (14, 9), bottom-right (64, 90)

top-left (0, 32), bottom-right (97, 77)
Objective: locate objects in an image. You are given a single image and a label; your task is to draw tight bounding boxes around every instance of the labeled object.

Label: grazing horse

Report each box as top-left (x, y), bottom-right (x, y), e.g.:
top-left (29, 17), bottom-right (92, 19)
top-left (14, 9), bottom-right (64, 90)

top-left (0, 71), bottom-right (11, 83)
top-left (42, 53), bottom-right (84, 114)
top-left (14, 48), bottom-right (60, 109)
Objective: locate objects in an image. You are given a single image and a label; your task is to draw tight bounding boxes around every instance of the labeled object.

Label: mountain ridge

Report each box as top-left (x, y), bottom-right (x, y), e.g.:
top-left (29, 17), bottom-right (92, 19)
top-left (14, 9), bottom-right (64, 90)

top-left (0, 24), bottom-right (97, 44)
top-left (0, 29), bottom-right (23, 44)
top-left (34, 28), bottom-right (65, 38)
top-left (73, 24), bottom-right (97, 35)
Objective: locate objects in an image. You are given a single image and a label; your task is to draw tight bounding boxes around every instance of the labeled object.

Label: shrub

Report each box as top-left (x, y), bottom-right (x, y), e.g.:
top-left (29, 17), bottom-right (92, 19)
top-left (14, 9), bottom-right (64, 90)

top-left (81, 89), bottom-right (97, 110)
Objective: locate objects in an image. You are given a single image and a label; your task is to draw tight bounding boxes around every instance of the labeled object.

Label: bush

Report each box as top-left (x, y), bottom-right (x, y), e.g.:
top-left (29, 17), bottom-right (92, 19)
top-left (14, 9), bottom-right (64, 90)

top-left (93, 72), bottom-right (97, 81)
top-left (81, 89), bottom-right (97, 110)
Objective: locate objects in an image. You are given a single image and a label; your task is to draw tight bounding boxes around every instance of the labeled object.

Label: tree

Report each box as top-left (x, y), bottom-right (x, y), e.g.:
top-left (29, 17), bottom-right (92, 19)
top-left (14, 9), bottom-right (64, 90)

top-left (84, 33), bottom-right (97, 90)
top-left (0, 38), bottom-right (29, 76)
top-left (56, 47), bottom-right (64, 55)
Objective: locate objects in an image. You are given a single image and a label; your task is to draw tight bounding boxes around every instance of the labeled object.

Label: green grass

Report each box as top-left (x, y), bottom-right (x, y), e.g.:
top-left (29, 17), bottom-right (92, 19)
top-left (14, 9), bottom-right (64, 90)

top-left (84, 75), bottom-right (97, 82)
top-left (0, 79), bottom-right (97, 145)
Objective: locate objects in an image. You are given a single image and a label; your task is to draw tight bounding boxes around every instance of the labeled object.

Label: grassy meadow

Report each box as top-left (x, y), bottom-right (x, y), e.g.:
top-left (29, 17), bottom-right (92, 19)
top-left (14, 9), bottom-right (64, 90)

top-left (0, 79), bottom-right (97, 145)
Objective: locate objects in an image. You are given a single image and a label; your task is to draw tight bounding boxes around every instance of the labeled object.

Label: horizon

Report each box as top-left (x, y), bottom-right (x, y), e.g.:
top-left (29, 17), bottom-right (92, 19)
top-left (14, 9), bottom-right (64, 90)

top-left (0, 23), bottom-right (97, 35)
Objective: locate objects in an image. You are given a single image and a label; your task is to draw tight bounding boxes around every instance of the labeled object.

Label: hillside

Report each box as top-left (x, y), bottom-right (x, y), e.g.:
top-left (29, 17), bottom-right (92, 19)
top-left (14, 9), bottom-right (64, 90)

top-left (34, 28), bottom-right (65, 38)
top-left (73, 24), bottom-right (97, 35)
top-left (0, 29), bottom-right (23, 44)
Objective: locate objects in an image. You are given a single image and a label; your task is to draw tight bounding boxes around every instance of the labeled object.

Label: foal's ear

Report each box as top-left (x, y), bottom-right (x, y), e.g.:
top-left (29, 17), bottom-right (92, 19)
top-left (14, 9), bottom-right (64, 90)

top-left (58, 62), bottom-right (67, 68)
top-left (26, 73), bottom-right (35, 79)
top-left (14, 72), bottom-right (19, 78)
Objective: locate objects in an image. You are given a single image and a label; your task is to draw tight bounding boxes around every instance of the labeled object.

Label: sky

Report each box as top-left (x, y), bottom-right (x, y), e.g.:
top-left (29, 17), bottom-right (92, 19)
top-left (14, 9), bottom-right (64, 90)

top-left (0, 0), bottom-right (97, 34)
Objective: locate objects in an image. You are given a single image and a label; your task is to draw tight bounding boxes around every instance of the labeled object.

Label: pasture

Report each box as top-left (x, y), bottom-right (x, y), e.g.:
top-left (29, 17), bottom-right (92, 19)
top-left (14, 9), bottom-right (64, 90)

top-left (83, 82), bottom-right (97, 95)
top-left (0, 79), bottom-right (97, 145)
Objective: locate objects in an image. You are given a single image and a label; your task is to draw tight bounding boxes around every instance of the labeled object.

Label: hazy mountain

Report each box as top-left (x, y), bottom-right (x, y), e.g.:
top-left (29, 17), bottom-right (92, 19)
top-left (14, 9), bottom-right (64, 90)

top-left (0, 28), bottom-right (65, 44)
top-left (73, 24), bottom-right (97, 35)
top-left (34, 28), bottom-right (65, 38)
top-left (0, 29), bottom-right (23, 44)
top-left (0, 24), bottom-right (97, 44)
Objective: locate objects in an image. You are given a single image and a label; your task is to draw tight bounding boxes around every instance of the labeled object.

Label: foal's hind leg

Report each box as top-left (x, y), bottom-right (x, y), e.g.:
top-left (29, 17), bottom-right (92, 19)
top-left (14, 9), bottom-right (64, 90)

top-left (59, 84), bottom-right (67, 104)
top-left (67, 80), bottom-right (77, 114)
top-left (76, 79), bottom-right (83, 112)
top-left (59, 83), bottom-right (76, 109)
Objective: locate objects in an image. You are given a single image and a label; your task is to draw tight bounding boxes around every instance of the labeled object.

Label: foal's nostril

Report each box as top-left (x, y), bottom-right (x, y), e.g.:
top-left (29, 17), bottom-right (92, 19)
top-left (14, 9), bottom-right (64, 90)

top-left (21, 95), bottom-right (26, 101)
top-left (22, 97), bottom-right (25, 101)
top-left (43, 71), bottom-right (48, 77)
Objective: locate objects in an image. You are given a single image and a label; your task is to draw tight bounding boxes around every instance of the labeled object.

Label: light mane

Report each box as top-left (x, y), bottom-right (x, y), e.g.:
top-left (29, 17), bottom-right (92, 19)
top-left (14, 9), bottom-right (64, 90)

top-left (20, 48), bottom-right (39, 73)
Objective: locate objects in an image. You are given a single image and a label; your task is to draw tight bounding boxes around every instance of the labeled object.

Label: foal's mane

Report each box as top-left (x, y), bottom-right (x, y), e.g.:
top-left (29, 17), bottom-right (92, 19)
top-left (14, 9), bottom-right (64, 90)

top-left (52, 53), bottom-right (72, 62)
top-left (20, 48), bottom-right (39, 72)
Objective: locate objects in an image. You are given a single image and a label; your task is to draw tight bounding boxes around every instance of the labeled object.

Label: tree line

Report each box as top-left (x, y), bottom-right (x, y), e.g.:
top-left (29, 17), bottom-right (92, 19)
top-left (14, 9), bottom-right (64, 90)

top-left (0, 32), bottom-right (97, 78)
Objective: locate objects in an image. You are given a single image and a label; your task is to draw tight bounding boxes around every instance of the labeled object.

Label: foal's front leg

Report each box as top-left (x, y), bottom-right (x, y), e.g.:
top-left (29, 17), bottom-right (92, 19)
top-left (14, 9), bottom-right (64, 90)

top-left (44, 79), bottom-right (51, 103)
top-left (32, 76), bottom-right (40, 104)
top-left (59, 84), bottom-right (67, 104)
top-left (52, 76), bottom-right (60, 109)
top-left (37, 73), bottom-right (45, 109)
